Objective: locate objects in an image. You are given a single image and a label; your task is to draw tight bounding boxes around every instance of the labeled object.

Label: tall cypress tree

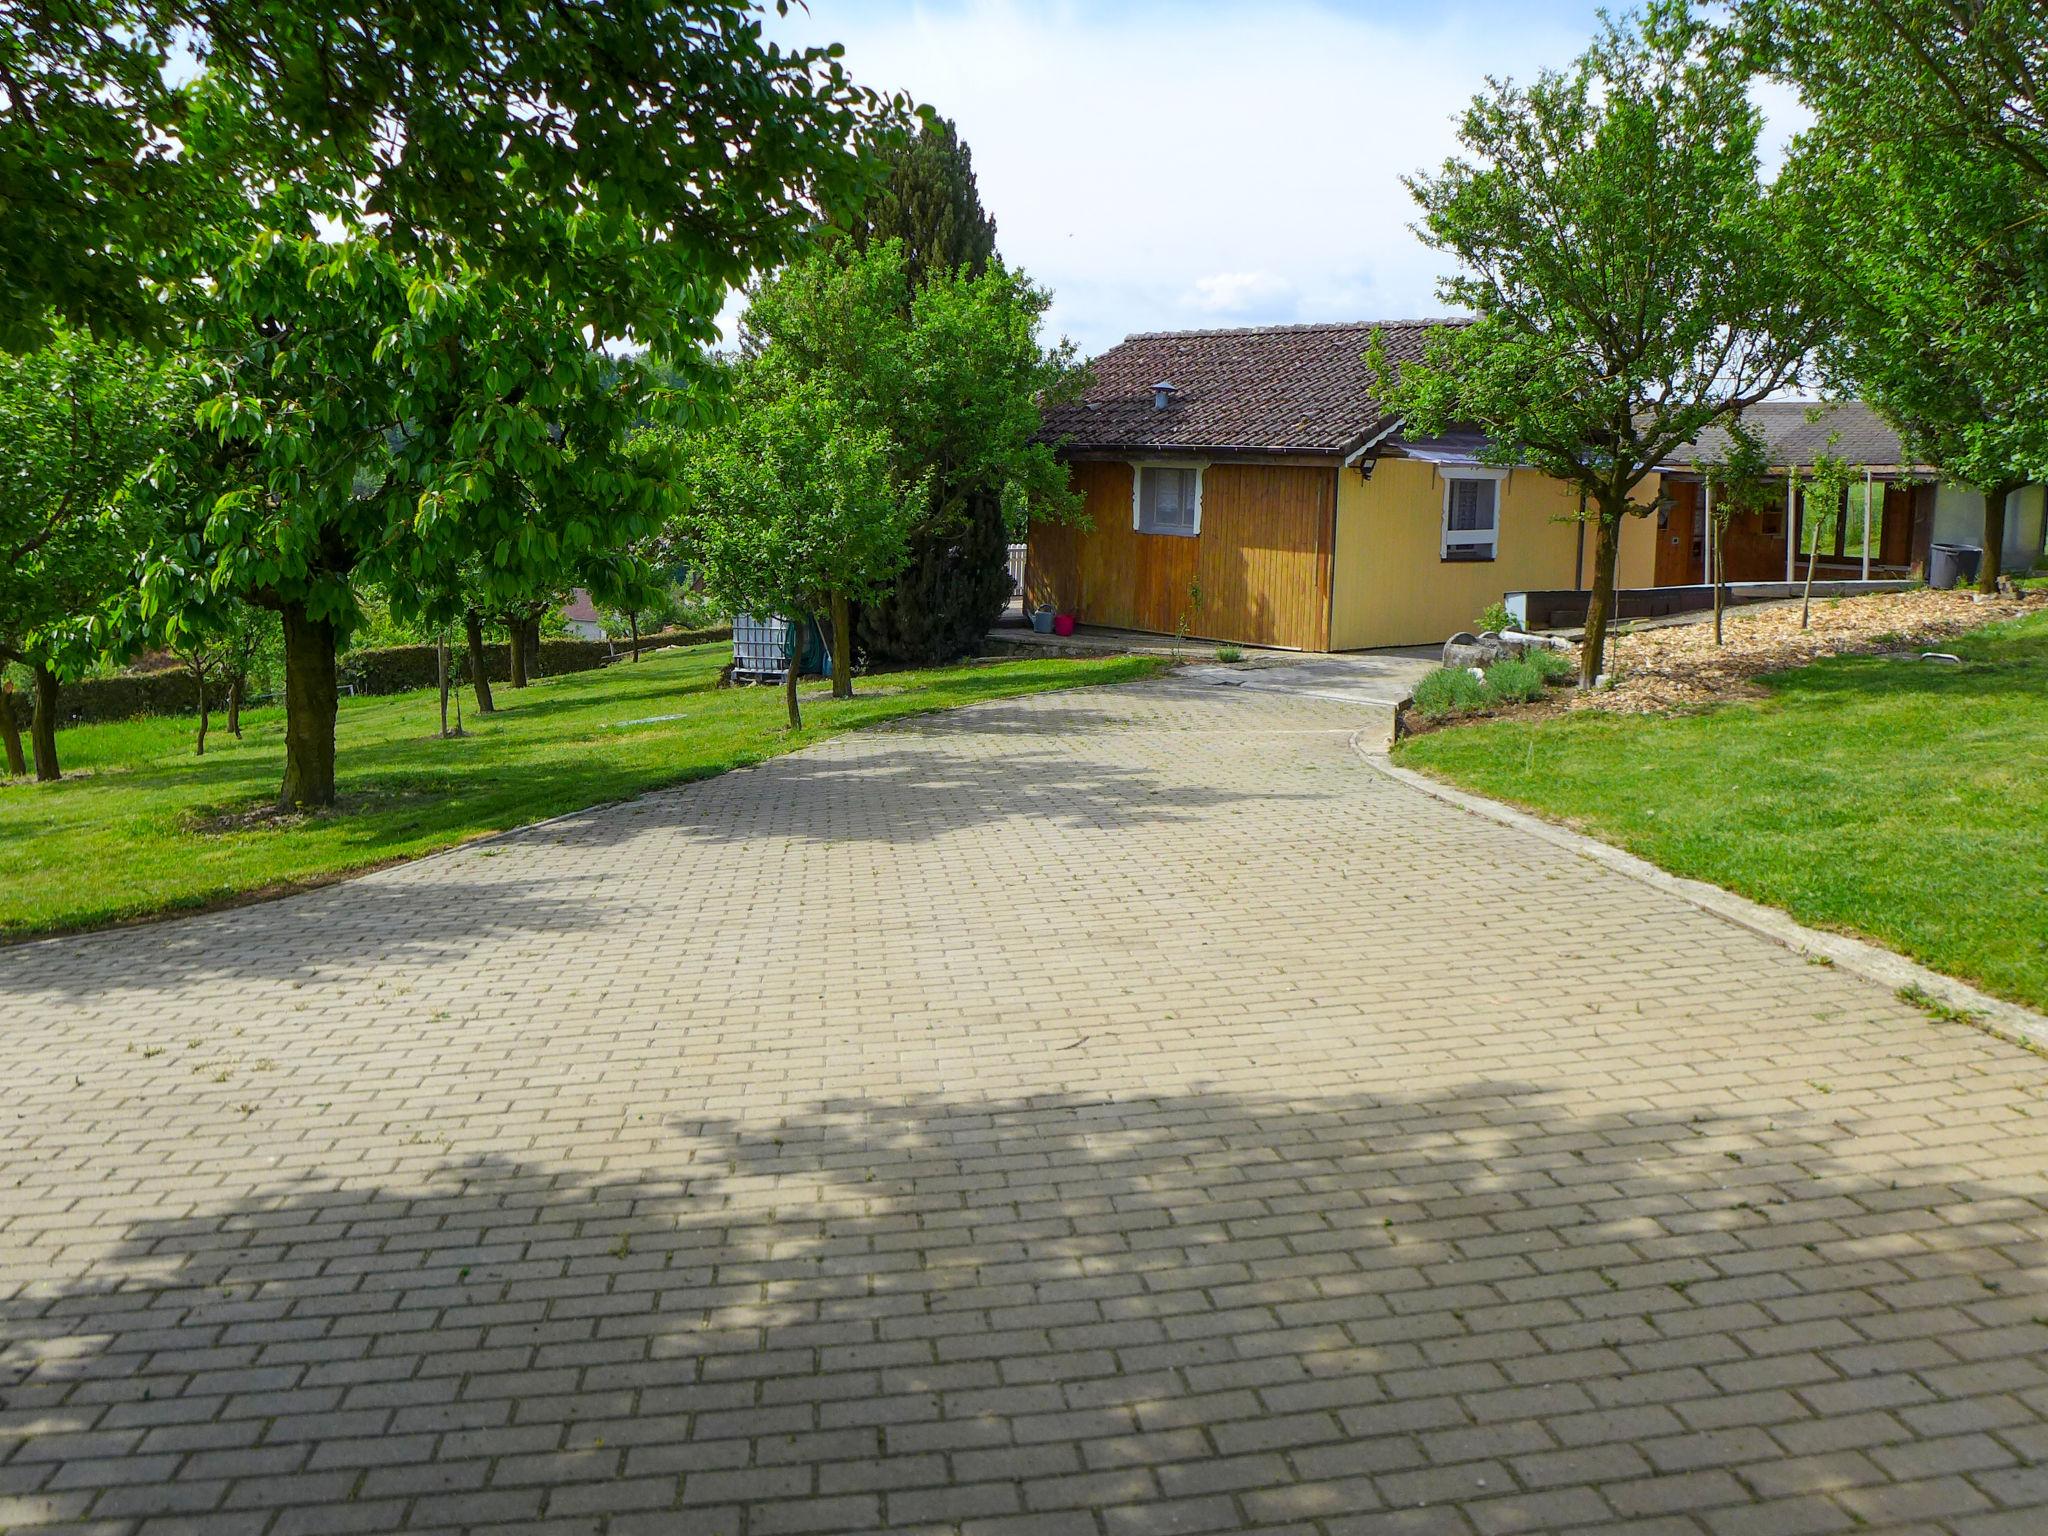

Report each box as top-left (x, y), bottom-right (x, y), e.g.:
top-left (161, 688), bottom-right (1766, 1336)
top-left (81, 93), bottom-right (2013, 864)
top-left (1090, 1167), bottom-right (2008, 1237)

top-left (850, 118), bottom-right (1013, 663)
top-left (849, 117), bottom-right (998, 287)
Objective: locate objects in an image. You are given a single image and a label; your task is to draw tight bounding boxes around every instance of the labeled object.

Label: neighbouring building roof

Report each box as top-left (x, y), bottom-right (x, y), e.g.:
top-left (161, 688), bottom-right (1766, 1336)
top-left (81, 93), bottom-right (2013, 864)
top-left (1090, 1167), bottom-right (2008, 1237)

top-left (1041, 320), bottom-right (1465, 458)
top-left (1046, 327), bottom-right (1922, 477)
top-left (1668, 400), bottom-right (1921, 474)
top-left (561, 588), bottom-right (602, 625)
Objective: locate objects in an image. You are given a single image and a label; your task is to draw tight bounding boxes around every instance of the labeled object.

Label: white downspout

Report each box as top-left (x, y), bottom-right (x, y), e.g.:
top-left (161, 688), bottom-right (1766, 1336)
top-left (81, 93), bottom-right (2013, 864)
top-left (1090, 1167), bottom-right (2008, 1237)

top-left (1705, 479), bottom-right (1714, 585)
top-left (1862, 467), bottom-right (1873, 580)
top-left (1784, 471), bottom-right (1797, 583)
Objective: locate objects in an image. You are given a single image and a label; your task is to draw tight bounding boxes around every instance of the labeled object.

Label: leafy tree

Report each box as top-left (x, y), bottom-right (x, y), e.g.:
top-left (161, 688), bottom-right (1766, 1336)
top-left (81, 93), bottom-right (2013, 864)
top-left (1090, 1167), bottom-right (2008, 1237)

top-left (173, 600), bottom-right (273, 756)
top-left (599, 554), bottom-right (686, 662)
top-left (3, 0), bottom-right (898, 352)
top-left (1759, 5), bottom-right (2048, 591)
top-left (842, 119), bottom-right (1035, 661)
top-left (848, 115), bottom-right (999, 289)
top-left (1372, 1), bottom-right (1816, 684)
top-left (139, 219), bottom-right (671, 808)
top-left (0, 331), bottom-right (177, 779)
top-left (1691, 419), bottom-right (1775, 644)
top-left (1799, 448), bottom-right (1861, 627)
top-left (738, 239), bottom-right (1081, 673)
top-left (673, 383), bottom-right (921, 729)
top-left (1748, 2), bottom-right (2048, 192)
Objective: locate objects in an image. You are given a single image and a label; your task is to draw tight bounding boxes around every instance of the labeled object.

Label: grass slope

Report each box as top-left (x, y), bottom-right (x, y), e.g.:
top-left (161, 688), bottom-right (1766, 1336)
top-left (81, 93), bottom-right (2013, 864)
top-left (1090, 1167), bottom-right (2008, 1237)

top-left (1, 643), bottom-right (1164, 938)
top-left (1397, 612), bottom-right (2048, 1013)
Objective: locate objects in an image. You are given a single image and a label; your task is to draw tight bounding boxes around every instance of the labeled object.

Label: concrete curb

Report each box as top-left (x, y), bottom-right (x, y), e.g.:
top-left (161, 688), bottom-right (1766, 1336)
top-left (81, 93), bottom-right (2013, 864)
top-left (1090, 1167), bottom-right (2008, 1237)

top-left (1351, 728), bottom-right (2048, 1057)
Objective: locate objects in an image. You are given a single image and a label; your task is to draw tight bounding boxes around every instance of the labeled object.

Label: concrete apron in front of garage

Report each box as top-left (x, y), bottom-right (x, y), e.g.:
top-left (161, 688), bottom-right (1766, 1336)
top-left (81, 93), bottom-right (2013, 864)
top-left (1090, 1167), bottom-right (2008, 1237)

top-left (1181, 647), bottom-right (1440, 749)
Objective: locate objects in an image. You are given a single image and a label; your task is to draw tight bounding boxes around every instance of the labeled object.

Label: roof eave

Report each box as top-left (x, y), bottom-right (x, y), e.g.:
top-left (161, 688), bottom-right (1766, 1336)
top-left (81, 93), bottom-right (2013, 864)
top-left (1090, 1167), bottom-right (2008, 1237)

top-left (1339, 417), bottom-right (1403, 466)
top-left (1057, 442), bottom-right (1348, 461)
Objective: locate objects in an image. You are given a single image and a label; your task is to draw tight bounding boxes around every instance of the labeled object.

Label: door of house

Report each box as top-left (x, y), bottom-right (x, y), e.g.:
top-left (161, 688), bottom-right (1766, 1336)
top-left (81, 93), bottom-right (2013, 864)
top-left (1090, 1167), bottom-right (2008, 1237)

top-left (1655, 482), bottom-right (1705, 586)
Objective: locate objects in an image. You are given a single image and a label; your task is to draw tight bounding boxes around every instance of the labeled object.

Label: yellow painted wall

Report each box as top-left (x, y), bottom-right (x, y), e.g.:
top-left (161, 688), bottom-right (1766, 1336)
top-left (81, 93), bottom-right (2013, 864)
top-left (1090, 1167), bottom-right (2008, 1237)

top-left (1329, 459), bottom-right (1661, 649)
top-left (1617, 494), bottom-right (1659, 589)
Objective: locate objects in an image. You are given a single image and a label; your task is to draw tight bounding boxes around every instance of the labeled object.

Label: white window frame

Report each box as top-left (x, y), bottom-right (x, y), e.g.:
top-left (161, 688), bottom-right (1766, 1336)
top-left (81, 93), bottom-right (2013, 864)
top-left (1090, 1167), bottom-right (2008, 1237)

top-left (1131, 460), bottom-right (1206, 537)
top-left (1440, 467), bottom-right (1506, 562)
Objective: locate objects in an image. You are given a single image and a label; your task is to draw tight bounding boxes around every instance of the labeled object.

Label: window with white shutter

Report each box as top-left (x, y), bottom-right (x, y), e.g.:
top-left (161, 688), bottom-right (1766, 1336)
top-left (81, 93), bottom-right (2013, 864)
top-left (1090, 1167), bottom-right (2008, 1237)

top-left (1440, 475), bottom-right (1500, 561)
top-left (1134, 464), bottom-right (1203, 536)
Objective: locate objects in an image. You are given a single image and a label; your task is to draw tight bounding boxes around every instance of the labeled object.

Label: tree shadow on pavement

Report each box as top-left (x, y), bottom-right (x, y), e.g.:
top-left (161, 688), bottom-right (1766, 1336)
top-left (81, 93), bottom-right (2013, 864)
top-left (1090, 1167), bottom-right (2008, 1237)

top-left (521, 699), bottom-right (1337, 859)
top-left (3, 1079), bottom-right (2044, 1532)
top-left (0, 872), bottom-right (612, 1002)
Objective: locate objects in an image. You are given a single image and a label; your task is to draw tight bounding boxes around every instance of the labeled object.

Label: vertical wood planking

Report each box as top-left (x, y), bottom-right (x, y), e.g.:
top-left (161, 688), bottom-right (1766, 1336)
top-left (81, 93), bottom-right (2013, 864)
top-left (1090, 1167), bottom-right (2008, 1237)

top-left (1026, 461), bottom-right (1334, 648)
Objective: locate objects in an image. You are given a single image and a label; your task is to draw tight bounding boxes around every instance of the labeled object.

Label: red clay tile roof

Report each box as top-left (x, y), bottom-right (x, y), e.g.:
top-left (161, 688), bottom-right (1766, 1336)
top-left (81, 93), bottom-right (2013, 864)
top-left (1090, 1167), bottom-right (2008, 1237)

top-left (1041, 320), bottom-right (1466, 458)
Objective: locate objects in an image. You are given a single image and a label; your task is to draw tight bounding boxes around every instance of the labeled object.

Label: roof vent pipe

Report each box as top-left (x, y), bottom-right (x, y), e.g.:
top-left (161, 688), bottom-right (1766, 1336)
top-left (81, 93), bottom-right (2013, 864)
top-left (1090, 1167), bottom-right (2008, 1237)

top-left (1152, 380), bottom-right (1178, 411)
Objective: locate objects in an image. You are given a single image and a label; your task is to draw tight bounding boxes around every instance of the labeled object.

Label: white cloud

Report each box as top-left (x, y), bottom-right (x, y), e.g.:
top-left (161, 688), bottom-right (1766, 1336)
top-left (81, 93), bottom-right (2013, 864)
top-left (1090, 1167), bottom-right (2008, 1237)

top-left (749, 1), bottom-right (1808, 357)
top-left (1185, 271), bottom-right (1296, 317)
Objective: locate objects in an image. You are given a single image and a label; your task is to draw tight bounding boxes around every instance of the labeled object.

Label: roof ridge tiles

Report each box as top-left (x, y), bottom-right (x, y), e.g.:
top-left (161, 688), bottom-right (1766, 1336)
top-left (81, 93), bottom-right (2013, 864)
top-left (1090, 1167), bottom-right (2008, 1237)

top-left (1120, 317), bottom-right (1468, 343)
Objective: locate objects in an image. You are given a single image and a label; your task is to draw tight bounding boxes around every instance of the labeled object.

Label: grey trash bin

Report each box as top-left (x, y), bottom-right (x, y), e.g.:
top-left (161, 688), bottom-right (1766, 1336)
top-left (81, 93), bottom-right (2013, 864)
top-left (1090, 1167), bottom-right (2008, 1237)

top-left (1929, 543), bottom-right (1983, 590)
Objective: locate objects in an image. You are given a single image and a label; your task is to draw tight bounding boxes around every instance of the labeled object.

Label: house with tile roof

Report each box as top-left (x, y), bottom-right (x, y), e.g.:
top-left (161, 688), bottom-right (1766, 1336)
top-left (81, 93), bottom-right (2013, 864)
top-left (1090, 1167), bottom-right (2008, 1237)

top-left (560, 588), bottom-right (606, 641)
top-left (1662, 400), bottom-right (2043, 590)
top-left (1026, 322), bottom-right (2044, 651)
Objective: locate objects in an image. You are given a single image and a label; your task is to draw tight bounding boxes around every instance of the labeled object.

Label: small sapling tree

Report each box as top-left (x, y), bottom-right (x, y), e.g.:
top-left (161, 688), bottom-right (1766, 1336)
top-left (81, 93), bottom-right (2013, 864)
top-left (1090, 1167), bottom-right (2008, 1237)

top-left (674, 383), bottom-right (921, 730)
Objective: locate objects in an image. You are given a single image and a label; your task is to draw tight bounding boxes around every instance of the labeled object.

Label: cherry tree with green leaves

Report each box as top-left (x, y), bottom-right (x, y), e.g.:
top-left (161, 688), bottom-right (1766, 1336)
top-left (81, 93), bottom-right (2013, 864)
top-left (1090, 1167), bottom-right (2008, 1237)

top-left (1373, 1), bottom-right (1818, 685)
top-left (3, 0), bottom-right (899, 353)
top-left (0, 331), bottom-right (181, 780)
top-left (138, 220), bottom-right (675, 808)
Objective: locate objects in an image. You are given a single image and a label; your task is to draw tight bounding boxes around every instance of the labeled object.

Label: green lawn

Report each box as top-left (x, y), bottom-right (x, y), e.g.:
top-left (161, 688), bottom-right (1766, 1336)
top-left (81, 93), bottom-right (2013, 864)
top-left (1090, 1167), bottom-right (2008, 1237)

top-left (1, 643), bottom-right (1164, 938)
top-left (1396, 612), bottom-right (2048, 1013)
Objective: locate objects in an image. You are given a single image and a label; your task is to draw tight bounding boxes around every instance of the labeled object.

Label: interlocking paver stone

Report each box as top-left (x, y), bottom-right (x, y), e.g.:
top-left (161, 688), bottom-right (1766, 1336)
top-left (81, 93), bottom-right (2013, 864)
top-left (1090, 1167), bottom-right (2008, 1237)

top-left (2, 671), bottom-right (2045, 1534)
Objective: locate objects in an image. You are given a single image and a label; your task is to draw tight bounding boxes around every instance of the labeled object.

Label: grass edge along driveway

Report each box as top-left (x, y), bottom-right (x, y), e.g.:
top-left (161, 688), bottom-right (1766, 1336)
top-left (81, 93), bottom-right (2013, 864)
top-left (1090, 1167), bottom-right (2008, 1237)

top-left (1, 643), bottom-right (1167, 940)
top-left (1395, 611), bottom-right (2048, 1015)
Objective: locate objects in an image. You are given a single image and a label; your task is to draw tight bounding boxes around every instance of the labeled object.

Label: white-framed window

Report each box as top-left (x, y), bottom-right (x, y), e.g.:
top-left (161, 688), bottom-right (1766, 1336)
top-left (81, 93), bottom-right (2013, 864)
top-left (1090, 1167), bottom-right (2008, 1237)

top-left (1440, 468), bottom-right (1505, 562)
top-left (1132, 462), bottom-right (1204, 536)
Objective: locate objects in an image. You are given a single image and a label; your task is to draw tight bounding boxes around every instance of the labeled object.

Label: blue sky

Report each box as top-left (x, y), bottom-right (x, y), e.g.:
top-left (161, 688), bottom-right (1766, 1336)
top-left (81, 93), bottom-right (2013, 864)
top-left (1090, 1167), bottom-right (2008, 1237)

top-left (754, 1), bottom-right (1804, 356)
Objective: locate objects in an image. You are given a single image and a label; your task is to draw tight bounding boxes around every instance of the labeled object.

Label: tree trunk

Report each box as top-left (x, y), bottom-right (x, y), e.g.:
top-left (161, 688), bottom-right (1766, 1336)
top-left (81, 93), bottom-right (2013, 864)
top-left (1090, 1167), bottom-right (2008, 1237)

top-left (227, 671), bottom-right (244, 737)
top-left (783, 624), bottom-right (801, 731)
top-left (1578, 511), bottom-right (1623, 687)
top-left (277, 601), bottom-right (338, 810)
top-left (1, 684), bottom-right (26, 777)
top-left (193, 661), bottom-right (209, 756)
top-left (630, 611), bottom-right (641, 661)
top-left (1980, 484), bottom-right (2013, 593)
top-left (829, 592), bottom-right (853, 700)
top-left (523, 617), bottom-right (542, 679)
top-left (29, 661), bottom-right (60, 782)
top-left (464, 611), bottom-right (495, 713)
top-left (437, 633), bottom-right (450, 737)
top-left (508, 618), bottom-right (529, 688)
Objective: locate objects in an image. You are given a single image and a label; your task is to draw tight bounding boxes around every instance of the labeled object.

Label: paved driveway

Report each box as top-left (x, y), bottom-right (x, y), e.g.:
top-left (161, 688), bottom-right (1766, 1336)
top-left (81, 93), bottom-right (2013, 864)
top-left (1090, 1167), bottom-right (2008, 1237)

top-left (2, 672), bottom-right (2044, 1536)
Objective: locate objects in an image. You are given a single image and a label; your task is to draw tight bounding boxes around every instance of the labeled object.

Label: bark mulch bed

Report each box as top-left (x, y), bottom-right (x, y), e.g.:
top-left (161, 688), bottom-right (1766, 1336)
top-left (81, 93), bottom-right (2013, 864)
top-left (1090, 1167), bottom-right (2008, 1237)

top-left (1578, 588), bottom-right (2039, 715)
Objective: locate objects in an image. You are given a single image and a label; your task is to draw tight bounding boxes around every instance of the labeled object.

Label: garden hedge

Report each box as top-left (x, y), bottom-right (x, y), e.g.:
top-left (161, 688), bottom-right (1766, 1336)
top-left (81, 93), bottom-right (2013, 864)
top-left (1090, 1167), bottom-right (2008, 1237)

top-left (339, 626), bottom-right (730, 696)
top-left (7, 626), bottom-right (731, 729)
